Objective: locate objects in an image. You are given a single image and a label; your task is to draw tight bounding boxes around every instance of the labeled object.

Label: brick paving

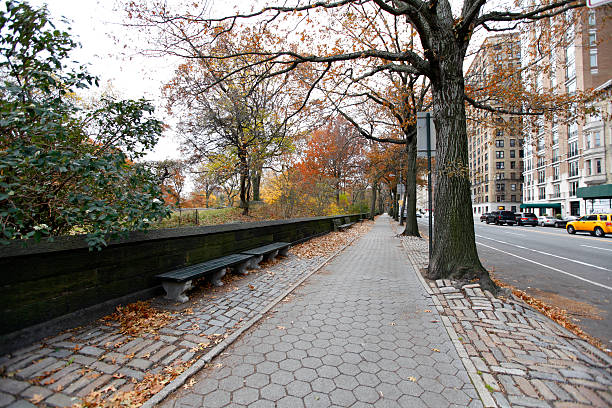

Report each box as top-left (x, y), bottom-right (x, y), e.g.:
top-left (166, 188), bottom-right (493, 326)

top-left (400, 233), bottom-right (612, 408)
top-left (0, 253), bottom-right (325, 407)
top-left (159, 215), bottom-right (482, 408)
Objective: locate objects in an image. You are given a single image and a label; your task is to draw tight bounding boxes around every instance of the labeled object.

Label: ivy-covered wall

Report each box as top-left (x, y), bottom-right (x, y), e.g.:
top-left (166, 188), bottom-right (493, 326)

top-left (0, 214), bottom-right (365, 351)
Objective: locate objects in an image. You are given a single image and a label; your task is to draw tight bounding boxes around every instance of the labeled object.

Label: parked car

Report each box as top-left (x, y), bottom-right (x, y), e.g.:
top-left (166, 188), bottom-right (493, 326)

top-left (514, 212), bottom-right (538, 226)
top-left (553, 216), bottom-right (580, 228)
top-left (538, 216), bottom-right (563, 227)
top-left (480, 213), bottom-right (490, 222)
top-left (486, 211), bottom-right (516, 225)
top-left (566, 213), bottom-right (612, 237)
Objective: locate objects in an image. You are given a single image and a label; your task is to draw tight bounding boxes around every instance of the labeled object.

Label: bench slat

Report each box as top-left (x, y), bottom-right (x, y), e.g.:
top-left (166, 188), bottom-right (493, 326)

top-left (241, 242), bottom-right (290, 256)
top-left (156, 253), bottom-right (253, 282)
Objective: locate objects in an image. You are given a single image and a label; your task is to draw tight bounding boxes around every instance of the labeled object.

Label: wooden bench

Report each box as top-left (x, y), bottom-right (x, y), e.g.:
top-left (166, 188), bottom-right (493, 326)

top-left (241, 242), bottom-right (291, 269)
top-left (334, 217), bottom-right (355, 232)
top-left (156, 254), bottom-right (254, 303)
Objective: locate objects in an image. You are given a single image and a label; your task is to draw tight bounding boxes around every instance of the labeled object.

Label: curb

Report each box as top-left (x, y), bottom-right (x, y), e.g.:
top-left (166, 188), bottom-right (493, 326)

top-left (142, 233), bottom-right (362, 408)
top-left (396, 227), bottom-right (498, 408)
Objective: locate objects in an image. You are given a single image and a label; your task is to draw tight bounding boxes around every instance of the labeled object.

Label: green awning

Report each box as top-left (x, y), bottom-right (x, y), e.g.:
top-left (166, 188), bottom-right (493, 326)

top-left (520, 203), bottom-right (562, 209)
top-left (577, 184), bottom-right (612, 199)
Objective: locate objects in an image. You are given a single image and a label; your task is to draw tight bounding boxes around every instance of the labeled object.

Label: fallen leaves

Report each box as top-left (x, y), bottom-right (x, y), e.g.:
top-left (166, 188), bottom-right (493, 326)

top-left (29, 394), bottom-right (44, 404)
top-left (492, 277), bottom-right (610, 356)
top-left (80, 360), bottom-right (194, 408)
top-left (292, 220), bottom-right (374, 259)
top-left (101, 301), bottom-right (174, 337)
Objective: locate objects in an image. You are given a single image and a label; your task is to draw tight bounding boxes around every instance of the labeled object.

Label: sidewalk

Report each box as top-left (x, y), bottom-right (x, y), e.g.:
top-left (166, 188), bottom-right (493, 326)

top-left (160, 214), bottom-right (483, 407)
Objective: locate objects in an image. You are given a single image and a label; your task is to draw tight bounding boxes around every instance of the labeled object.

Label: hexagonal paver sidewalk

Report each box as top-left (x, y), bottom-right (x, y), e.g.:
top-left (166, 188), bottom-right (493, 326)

top-left (160, 215), bottom-right (483, 408)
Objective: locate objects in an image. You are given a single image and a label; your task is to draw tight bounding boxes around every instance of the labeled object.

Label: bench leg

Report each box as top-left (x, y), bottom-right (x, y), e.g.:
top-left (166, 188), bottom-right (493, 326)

top-left (232, 261), bottom-right (249, 276)
top-left (248, 255), bottom-right (264, 269)
top-left (162, 280), bottom-right (192, 303)
top-left (210, 268), bottom-right (226, 287)
top-left (278, 246), bottom-right (290, 257)
top-left (264, 249), bottom-right (279, 262)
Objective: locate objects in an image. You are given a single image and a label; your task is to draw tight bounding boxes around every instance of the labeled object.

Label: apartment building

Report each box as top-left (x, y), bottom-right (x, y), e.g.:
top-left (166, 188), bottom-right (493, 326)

top-left (521, 8), bottom-right (612, 217)
top-left (467, 34), bottom-right (524, 216)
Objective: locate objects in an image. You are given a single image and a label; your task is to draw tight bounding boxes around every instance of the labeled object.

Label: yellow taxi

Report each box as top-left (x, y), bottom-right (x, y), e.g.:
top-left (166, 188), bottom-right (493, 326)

top-left (566, 214), bottom-right (612, 237)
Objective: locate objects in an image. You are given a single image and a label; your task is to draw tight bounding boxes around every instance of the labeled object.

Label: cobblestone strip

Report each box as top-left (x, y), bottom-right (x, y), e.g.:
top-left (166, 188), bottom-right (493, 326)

top-left (0, 253), bottom-right (329, 407)
top-left (400, 234), bottom-right (612, 408)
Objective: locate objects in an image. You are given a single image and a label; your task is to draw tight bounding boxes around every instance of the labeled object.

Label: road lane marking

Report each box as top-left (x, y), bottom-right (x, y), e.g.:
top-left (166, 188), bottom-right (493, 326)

top-left (476, 242), bottom-right (612, 291)
top-left (475, 234), bottom-right (610, 272)
top-left (496, 231), bottom-right (525, 237)
top-left (581, 244), bottom-right (612, 252)
top-left (476, 223), bottom-right (612, 244)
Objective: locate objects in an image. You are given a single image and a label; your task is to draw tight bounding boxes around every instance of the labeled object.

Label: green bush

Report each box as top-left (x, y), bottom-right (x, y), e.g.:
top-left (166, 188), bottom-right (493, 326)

top-left (0, 1), bottom-right (170, 249)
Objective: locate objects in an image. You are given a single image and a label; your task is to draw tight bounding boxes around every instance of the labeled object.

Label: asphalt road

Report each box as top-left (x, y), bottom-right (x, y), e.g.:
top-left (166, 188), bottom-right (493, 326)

top-left (416, 217), bottom-right (612, 347)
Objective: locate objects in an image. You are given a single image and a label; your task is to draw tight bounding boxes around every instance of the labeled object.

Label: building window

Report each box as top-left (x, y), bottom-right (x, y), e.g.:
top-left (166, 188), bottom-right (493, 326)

top-left (590, 50), bottom-right (598, 69)
top-left (538, 170), bottom-right (545, 184)
top-left (569, 160), bottom-right (579, 177)
top-left (594, 131), bottom-right (601, 147)
top-left (589, 31), bottom-right (597, 47)
top-left (596, 159), bottom-right (602, 174)
top-left (568, 123), bottom-right (578, 140)
top-left (552, 149), bottom-right (559, 163)
top-left (496, 129), bottom-right (503, 137)
top-left (567, 78), bottom-right (576, 95)
top-left (510, 139), bottom-right (516, 147)
top-left (495, 140), bottom-right (504, 147)
top-left (585, 133), bottom-right (591, 149)
top-left (538, 187), bottom-right (545, 200)
top-left (553, 166), bottom-right (560, 181)
top-left (553, 184), bottom-right (560, 198)
top-left (510, 150), bottom-right (516, 158)
top-left (586, 160), bottom-right (592, 175)
top-left (552, 129), bottom-right (558, 146)
top-left (568, 141), bottom-right (578, 158)
top-left (485, 163), bottom-right (489, 171)
top-left (570, 181), bottom-right (578, 197)
top-left (485, 185), bottom-right (488, 193)
top-left (496, 162), bottom-right (505, 169)
top-left (511, 184), bottom-right (517, 191)
top-left (510, 161), bottom-right (516, 169)
top-left (496, 183), bottom-right (505, 192)
top-left (496, 151), bottom-right (504, 158)
top-left (588, 10), bottom-right (596, 26)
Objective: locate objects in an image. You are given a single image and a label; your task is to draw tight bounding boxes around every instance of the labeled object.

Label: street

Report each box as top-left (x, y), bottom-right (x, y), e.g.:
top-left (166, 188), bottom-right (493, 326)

top-left (417, 218), bottom-right (612, 347)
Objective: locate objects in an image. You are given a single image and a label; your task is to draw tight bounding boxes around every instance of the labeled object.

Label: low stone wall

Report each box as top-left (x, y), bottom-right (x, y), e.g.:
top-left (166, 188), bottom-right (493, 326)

top-left (0, 214), bottom-right (366, 352)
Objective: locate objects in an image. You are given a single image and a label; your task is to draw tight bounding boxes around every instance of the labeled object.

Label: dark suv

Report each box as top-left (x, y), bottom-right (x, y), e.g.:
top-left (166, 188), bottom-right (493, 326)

top-left (514, 212), bottom-right (538, 226)
top-left (486, 211), bottom-right (516, 225)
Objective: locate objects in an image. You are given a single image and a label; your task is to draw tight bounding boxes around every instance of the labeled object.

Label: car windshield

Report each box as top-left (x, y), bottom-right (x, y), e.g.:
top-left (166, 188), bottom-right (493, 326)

top-left (524, 213), bottom-right (536, 217)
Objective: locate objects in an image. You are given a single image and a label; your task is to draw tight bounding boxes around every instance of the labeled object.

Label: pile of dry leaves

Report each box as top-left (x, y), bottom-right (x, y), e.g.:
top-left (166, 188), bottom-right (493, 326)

top-left (492, 277), bottom-right (610, 355)
top-left (101, 301), bottom-right (174, 337)
top-left (292, 220), bottom-right (373, 259)
top-left (78, 360), bottom-right (193, 408)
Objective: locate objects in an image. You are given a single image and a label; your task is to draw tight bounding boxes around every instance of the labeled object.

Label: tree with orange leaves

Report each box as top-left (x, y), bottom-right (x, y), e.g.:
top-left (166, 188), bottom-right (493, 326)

top-left (295, 116), bottom-right (365, 206)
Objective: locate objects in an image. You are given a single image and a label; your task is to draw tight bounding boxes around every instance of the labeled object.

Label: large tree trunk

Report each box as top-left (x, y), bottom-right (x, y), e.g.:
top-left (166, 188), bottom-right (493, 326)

top-left (251, 166), bottom-right (262, 201)
top-left (392, 188), bottom-right (399, 221)
top-left (369, 180), bottom-right (377, 220)
top-left (378, 186), bottom-right (384, 215)
top-left (238, 151), bottom-right (250, 215)
top-left (402, 138), bottom-right (420, 237)
top-left (426, 38), bottom-right (493, 290)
